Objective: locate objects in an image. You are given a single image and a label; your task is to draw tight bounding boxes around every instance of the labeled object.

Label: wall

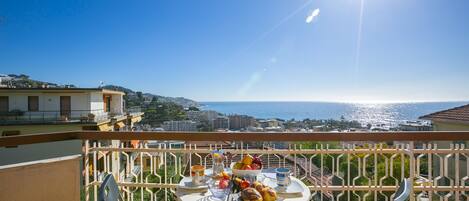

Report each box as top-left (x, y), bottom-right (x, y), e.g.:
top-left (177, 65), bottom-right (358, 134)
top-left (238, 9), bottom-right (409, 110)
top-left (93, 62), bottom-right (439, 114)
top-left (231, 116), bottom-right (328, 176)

top-left (0, 155), bottom-right (81, 201)
top-left (89, 91), bottom-right (104, 111)
top-left (0, 124), bottom-right (85, 166)
top-left (110, 94), bottom-right (123, 114)
top-left (7, 94), bottom-right (28, 111)
top-left (433, 121), bottom-right (469, 131)
top-left (432, 120), bottom-right (469, 184)
top-left (0, 124), bottom-right (86, 135)
top-left (3, 92), bottom-right (92, 119)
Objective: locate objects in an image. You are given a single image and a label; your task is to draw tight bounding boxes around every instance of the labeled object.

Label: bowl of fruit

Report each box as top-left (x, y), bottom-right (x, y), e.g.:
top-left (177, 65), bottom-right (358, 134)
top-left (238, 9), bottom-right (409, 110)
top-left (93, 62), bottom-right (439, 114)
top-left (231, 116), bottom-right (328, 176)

top-left (231, 154), bottom-right (262, 177)
top-left (207, 171), bottom-right (232, 200)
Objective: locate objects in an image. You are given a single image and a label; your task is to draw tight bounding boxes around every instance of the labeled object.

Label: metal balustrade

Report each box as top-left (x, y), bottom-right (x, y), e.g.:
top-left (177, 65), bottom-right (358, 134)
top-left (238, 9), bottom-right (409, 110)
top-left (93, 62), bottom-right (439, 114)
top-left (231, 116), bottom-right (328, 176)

top-left (0, 109), bottom-right (127, 124)
top-left (1, 131), bottom-right (469, 201)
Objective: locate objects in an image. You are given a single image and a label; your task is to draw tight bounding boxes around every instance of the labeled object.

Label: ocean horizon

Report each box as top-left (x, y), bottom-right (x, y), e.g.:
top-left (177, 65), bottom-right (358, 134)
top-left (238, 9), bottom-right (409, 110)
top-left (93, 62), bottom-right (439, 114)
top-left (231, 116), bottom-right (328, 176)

top-left (201, 101), bottom-right (469, 126)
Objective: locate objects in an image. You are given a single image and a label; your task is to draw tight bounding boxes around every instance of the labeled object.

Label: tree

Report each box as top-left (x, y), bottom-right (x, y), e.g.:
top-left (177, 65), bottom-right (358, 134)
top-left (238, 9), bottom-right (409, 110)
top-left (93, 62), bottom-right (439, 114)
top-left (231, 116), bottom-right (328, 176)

top-left (136, 91), bottom-right (143, 100)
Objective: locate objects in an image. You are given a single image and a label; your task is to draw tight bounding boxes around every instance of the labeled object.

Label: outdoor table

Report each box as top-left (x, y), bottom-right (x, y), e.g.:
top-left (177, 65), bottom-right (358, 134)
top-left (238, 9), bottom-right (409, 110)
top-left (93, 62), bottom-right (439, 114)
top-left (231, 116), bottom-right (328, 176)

top-left (176, 169), bottom-right (311, 201)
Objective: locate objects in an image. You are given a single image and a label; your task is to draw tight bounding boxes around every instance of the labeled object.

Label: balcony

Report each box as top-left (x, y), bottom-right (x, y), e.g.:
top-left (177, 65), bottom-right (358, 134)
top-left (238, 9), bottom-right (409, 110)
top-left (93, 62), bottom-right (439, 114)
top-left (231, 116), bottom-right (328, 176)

top-left (1, 131), bottom-right (469, 201)
top-left (0, 107), bottom-right (142, 125)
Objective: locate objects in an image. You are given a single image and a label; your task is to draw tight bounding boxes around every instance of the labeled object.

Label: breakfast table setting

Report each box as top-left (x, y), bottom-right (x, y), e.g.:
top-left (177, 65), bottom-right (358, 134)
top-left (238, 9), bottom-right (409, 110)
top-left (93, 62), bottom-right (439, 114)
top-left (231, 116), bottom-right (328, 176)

top-left (176, 150), bottom-right (311, 201)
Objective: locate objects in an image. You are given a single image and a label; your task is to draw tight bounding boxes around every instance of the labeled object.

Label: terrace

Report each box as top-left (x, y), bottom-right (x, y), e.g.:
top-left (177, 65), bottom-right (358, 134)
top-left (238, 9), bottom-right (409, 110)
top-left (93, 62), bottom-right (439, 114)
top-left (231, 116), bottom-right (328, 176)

top-left (0, 106), bottom-right (142, 125)
top-left (1, 131), bottom-right (469, 201)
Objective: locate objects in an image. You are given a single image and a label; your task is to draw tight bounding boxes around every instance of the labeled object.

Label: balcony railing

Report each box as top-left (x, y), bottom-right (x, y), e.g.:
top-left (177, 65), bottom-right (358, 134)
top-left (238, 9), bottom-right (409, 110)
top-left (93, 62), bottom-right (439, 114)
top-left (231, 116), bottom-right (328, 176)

top-left (0, 109), bottom-right (123, 125)
top-left (1, 131), bottom-right (469, 201)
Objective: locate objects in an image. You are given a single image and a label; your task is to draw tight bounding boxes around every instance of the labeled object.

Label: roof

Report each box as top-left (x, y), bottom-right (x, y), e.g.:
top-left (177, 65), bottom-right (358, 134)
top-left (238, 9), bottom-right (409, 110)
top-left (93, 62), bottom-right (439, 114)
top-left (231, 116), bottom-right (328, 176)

top-left (0, 87), bottom-right (124, 95)
top-left (419, 104), bottom-right (469, 124)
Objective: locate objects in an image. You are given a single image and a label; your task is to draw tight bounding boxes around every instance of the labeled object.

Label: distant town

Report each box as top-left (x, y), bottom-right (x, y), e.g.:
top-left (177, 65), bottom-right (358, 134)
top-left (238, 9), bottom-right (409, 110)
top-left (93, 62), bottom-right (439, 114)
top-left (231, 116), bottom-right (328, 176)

top-left (137, 108), bottom-right (432, 133)
top-left (0, 73), bottom-right (432, 134)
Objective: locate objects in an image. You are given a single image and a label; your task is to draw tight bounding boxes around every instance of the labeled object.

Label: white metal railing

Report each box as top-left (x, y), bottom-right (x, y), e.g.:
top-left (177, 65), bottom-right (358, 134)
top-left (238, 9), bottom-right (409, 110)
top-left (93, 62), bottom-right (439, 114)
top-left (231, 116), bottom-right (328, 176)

top-left (84, 140), bottom-right (469, 201)
top-left (0, 109), bottom-right (116, 124)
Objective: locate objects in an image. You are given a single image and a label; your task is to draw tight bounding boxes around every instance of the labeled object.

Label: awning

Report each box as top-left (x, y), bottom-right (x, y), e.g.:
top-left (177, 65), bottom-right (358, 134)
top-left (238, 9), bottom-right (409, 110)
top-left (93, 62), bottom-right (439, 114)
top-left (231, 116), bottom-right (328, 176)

top-left (115, 122), bottom-right (126, 129)
top-left (98, 124), bottom-right (111, 131)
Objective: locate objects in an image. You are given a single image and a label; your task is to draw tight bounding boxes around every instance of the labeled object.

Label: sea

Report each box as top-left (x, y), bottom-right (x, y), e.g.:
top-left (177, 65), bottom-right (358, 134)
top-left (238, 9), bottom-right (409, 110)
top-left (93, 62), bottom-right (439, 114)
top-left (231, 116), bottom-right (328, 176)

top-left (201, 101), bottom-right (469, 127)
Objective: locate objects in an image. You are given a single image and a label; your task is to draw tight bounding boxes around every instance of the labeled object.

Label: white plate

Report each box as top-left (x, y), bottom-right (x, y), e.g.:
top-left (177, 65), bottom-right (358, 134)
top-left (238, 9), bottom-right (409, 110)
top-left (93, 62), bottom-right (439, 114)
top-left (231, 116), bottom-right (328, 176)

top-left (262, 177), bottom-right (303, 195)
top-left (177, 177), bottom-right (208, 190)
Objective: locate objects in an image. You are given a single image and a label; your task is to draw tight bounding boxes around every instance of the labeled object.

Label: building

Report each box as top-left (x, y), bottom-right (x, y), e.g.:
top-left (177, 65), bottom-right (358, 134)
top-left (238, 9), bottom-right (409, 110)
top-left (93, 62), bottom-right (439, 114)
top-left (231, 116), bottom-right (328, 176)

top-left (0, 75), bottom-right (12, 88)
top-left (420, 104), bottom-right (469, 131)
top-left (0, 87), bottom-right (144, 165)
top-left (398, 121), bottom-right (432, 131)
top-left (162, 120), bottom-right (197, 131)
top-left (0, 88), bottom-right (144, 134)
top-left (187, 110), bottom-right (218, 123)
top-left (212, 116), bottom-right (229, 130)
top-left (228, 114), bottom-right (255, 130)
top-left (420, 103), bottom-right (469, 184)
top-left (258, 119), bottom-right (284, 129)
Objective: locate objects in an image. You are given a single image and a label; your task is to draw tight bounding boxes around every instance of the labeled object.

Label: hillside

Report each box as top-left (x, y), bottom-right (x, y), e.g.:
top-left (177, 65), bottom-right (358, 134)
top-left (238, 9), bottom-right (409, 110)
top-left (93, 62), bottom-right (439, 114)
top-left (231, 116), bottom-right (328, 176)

top-left (103, 85), bottom-right (199, 108)
top-left (1, 74), bottom-right (199, 108)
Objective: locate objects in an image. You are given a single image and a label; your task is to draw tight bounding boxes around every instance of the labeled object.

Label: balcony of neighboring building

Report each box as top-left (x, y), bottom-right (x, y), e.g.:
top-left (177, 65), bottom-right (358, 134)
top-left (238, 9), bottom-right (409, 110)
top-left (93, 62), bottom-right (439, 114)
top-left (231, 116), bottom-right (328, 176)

top-left (0, 89), bottom-right (143, 125)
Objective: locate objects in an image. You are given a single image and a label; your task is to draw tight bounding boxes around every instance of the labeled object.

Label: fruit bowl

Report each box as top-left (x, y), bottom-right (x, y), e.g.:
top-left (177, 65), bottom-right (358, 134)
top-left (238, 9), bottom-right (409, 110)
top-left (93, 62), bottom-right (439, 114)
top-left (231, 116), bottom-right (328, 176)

top-left (230, 162), bottom-right (262, 177)
top-left (207, 178), bottom-right (232, 200)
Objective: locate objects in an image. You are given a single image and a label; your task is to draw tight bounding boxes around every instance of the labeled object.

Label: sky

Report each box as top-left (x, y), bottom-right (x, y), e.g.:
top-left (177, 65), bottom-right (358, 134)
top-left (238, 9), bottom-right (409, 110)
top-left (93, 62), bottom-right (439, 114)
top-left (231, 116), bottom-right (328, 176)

top-left (1, 0), bottom-right (469, 103)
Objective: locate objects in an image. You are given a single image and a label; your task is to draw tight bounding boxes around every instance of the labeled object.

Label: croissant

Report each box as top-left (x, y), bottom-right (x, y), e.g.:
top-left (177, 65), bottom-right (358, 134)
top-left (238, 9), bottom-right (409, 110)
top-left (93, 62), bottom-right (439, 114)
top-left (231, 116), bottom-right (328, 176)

top-left (241, 187), bottom-right (263, 201)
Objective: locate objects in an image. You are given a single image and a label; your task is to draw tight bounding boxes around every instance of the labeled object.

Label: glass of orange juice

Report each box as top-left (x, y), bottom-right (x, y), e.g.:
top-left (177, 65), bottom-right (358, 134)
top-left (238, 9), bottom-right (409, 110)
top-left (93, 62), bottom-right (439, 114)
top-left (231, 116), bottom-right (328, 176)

top-left (191, 165), bottom-right (205, 185)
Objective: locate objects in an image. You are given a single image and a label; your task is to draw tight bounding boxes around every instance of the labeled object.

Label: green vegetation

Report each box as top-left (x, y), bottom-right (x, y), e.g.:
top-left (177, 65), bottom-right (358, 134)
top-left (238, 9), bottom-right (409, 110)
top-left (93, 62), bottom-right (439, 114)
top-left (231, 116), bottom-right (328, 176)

top-left (132, 166), bottom-right (182, 201)
top-left (296, 142), bottom-right (424, 201)
top-left (284, 116), bottom-right (363, 131)
top-left (140, 97), bottom-right (187, 127)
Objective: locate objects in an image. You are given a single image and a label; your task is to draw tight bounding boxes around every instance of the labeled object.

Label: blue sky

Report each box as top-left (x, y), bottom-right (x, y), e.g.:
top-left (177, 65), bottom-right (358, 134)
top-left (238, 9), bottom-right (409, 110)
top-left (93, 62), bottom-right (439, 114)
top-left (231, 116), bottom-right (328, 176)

top-left (1, 0), bottom-right (469, 103)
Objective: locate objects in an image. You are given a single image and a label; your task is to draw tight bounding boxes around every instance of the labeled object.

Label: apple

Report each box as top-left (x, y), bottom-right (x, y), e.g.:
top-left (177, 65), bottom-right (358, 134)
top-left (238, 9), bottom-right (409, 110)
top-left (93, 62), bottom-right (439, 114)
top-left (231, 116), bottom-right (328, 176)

top-left (251, 163), bottom-right (261, 170)
top-left (218, 179), bottom-right (230, 189)
top-left (240, 180), bottom-right (251, 189)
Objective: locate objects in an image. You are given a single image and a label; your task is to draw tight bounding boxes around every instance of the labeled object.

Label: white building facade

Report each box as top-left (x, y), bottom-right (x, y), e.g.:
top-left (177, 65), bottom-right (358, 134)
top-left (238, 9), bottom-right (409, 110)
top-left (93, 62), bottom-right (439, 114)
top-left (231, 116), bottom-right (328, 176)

top-left (0, 88), bottom-right (124, 122)
top-left (162, 120), bottom-right (197, 131)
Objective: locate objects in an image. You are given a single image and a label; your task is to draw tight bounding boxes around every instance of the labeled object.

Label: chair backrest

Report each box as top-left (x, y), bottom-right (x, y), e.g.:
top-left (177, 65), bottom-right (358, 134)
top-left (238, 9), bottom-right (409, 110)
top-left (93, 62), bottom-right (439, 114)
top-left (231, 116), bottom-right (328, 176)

top-left (98, 174), bottom-right (123, 201)
top-left (394, 178), bottom-right (412, 201)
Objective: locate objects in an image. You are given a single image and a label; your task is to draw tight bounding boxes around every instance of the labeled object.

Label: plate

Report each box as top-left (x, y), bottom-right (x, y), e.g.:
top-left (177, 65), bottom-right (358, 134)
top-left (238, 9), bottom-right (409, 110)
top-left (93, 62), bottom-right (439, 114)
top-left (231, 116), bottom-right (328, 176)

top-left (262, 177), bottom-right (303, 197)
top-left (177, 177), bottom-right (208, 190)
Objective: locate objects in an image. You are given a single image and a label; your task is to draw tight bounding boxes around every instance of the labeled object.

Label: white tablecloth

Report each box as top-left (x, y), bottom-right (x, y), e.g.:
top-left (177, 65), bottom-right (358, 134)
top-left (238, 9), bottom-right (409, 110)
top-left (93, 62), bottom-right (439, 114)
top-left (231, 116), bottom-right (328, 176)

top-left (176, 171), bottom-right (311, 201)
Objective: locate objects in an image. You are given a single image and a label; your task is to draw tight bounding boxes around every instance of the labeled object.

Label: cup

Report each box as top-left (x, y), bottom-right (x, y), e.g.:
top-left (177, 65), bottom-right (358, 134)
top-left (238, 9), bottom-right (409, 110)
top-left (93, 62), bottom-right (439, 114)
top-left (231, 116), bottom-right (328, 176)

top-left (275, 168), bottom-right (291, 189)
top-left (191, 165), bottom-right (205, 185)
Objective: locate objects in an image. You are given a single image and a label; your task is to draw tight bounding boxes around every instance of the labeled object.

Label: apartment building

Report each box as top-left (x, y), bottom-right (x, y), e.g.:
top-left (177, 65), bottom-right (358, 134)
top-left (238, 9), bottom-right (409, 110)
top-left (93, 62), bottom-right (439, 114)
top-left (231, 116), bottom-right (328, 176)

top-left (162, 120), bottom-right (197, 131)
top-left (228, 114), bottom-right (255, 130)
top-left (0, 87), bottom-right (144, 165)
top-left (0, 88), bottom-right (144, 134)
top-left (186, 110), bottom-right (218, 122)
top-left (212, 116), bottom-right (229, 130)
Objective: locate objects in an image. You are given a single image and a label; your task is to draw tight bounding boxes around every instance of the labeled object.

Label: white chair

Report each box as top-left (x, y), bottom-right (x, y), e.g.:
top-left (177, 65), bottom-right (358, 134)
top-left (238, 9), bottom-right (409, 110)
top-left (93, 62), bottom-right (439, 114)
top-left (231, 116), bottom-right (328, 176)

top-left (394, 179), bottom-right (412, 201)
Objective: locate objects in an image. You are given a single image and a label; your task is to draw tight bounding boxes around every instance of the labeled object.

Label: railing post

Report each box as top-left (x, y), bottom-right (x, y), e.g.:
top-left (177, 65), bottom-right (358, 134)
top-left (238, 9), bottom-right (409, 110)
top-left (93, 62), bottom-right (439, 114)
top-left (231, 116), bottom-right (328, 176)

top-left (409, 141), bottom-right (415, 201)
top-left (84, 140), bottom-right (90, 201)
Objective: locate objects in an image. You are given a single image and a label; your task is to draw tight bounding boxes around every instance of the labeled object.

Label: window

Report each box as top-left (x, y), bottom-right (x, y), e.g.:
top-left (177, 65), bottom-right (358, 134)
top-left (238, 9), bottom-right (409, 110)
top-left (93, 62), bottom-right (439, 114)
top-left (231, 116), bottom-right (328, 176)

top-left (28, 96), bottom-right (39, 111)
top-left (0, 96), bottom-right (8, 112)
